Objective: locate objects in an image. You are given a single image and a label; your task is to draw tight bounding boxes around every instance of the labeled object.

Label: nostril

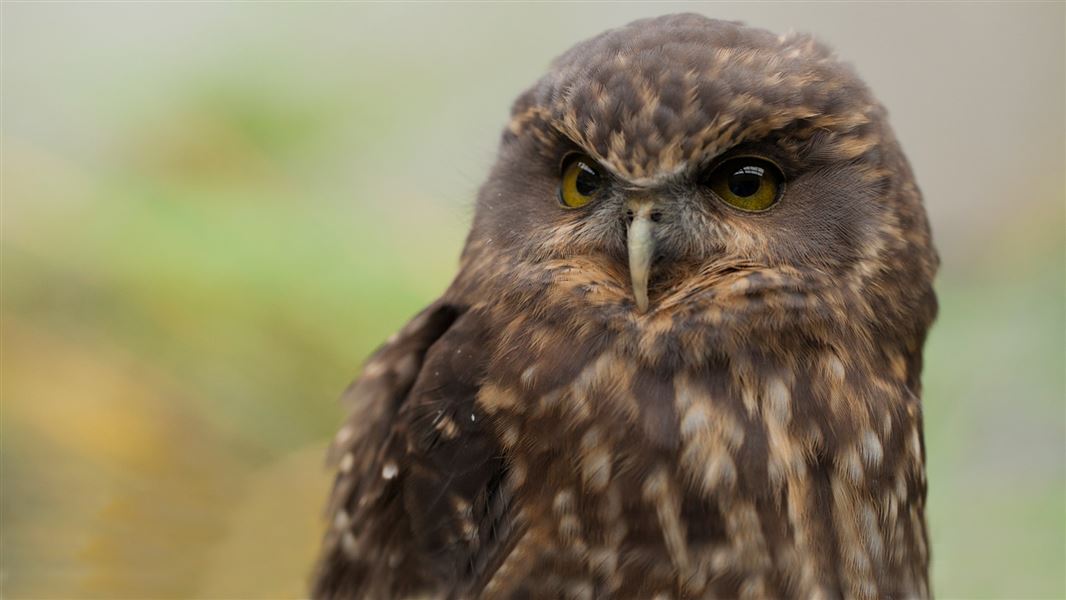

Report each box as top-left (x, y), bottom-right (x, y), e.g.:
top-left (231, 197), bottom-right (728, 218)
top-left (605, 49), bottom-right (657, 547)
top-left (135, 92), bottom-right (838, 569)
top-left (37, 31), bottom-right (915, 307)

top-left (650, 211), bottom-right (663, 223)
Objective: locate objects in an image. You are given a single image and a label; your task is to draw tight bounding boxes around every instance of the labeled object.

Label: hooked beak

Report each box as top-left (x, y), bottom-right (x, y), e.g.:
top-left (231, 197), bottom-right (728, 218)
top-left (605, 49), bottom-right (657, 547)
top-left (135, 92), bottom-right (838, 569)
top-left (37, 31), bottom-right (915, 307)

top-left (626, 199), bottom-right (658, 313)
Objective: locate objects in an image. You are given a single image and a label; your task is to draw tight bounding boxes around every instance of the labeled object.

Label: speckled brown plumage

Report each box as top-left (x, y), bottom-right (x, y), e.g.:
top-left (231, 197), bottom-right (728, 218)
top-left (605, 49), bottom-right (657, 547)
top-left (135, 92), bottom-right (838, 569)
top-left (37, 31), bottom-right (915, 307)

top-left (312, 14), bottom-right (938, 599)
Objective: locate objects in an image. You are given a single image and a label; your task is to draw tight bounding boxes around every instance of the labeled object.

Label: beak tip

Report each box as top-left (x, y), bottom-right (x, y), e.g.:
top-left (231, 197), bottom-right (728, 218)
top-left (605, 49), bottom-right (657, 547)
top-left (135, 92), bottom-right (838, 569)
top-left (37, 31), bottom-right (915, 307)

top-left (635, 296), bottom-right (649, 313)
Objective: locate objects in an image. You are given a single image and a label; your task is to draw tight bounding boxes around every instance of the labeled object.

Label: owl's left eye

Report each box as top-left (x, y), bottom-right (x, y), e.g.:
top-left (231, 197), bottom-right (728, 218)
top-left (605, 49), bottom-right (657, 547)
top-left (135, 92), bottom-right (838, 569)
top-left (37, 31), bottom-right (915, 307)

top-left (559, 155), bottom-right (603, 208)
top-left (707, 157), bottom-right (784, 212)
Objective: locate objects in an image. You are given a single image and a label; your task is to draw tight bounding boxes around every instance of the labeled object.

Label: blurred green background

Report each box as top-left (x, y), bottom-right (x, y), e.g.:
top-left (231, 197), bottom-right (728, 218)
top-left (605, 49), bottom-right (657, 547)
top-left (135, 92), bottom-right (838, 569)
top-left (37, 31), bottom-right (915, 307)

top-left (2, 3), bottom-right (1063, 598)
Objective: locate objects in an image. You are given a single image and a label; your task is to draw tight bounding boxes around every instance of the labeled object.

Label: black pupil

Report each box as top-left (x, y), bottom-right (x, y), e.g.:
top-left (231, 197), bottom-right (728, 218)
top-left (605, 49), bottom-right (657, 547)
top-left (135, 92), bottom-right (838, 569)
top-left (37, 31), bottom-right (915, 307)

top-left (575, 163), bottom-right (599, 196)
top-left (728, 165), bottom-right (765, 197)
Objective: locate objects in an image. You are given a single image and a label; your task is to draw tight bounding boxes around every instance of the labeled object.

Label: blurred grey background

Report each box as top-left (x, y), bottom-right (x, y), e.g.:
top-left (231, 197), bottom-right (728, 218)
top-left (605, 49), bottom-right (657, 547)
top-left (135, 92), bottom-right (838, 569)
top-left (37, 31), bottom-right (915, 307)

top-left (3, 2), bottom-right (1063, 598)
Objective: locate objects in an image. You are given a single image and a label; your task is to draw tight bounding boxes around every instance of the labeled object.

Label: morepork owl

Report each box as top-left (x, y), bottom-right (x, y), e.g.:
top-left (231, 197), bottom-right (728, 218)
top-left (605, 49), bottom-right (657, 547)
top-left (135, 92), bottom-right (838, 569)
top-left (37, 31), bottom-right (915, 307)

top-left (313, 13), bottom-right (938, 599)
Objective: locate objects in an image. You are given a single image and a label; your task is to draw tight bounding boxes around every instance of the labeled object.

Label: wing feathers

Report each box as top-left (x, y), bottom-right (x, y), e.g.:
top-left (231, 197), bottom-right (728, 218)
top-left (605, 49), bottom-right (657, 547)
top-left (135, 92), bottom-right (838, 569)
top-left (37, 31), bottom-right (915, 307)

top-left (312, 303), bottom-right (513, 599)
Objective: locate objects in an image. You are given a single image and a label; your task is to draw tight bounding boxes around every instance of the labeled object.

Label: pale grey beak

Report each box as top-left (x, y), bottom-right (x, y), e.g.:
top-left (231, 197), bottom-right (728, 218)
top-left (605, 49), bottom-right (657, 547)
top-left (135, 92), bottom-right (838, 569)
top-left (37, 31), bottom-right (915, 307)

top-left (626, 200), bottom-right (657, 313)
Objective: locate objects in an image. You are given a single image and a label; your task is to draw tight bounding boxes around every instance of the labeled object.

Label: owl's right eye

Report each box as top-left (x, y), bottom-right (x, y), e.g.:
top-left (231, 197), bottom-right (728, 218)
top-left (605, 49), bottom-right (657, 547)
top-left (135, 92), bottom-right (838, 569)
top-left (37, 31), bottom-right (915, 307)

top-left (559, 155), bottom-right (603, 208)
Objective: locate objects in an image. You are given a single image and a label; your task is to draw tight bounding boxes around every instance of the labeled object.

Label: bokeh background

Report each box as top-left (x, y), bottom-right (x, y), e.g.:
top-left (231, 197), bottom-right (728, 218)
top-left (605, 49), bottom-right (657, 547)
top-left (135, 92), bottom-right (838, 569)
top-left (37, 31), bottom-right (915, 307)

top-left (3, 2), bottom-right (1063, 598)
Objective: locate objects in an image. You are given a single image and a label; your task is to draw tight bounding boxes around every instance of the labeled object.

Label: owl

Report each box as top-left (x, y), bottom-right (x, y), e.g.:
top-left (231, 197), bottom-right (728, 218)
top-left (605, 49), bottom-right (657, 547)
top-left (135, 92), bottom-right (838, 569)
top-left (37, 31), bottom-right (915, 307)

top-left (312, 13), bottom-right (938, 600)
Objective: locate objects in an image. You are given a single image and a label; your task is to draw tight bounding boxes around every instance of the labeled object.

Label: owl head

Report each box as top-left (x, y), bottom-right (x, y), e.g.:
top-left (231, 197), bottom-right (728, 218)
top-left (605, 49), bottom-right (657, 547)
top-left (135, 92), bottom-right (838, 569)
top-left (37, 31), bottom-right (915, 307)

top-left (459, 13), bottom-right (937, 369)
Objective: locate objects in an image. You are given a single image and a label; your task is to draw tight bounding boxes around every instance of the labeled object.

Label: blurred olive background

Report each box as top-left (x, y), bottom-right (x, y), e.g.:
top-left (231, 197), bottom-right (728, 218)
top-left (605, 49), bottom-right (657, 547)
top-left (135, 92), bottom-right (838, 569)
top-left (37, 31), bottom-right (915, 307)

top-left (3, 3), bottom-right (1063, 598)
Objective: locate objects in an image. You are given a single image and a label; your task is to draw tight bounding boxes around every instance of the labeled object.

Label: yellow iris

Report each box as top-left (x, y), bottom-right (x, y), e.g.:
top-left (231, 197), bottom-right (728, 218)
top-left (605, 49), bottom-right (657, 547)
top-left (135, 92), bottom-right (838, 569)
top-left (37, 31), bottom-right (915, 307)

top-left (709, 157), bottom-right (784, 212)
top-left (559, 156), bottom-right (602, 208)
